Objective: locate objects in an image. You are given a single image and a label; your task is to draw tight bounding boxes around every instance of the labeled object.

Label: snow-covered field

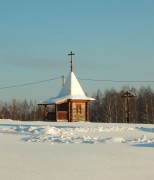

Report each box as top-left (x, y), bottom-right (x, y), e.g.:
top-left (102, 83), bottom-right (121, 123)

top-left (0, 119), bottom-right (154, 180)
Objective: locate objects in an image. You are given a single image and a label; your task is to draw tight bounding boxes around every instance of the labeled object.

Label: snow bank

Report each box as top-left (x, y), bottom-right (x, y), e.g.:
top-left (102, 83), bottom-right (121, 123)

top-left (0, 120), bottom-right (154, 145)
top-left (0, 119), bottom-right (154, 180)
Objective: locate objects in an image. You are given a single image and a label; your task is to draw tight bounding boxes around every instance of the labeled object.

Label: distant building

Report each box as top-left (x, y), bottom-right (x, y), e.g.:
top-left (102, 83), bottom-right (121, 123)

top-left (38, 52), bottom-right (95, 122)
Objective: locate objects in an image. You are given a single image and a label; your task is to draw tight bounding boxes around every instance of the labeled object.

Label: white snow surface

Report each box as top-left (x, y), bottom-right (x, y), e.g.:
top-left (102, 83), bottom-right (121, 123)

top-left (0, 119), bottom-right (154, 180)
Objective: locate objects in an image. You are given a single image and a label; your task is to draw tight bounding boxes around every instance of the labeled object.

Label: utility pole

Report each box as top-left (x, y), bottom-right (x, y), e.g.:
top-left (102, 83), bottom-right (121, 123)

top-left (68, 51), bottom-right (75, 72)
top-left (62, 75), bottom-right (65, 87)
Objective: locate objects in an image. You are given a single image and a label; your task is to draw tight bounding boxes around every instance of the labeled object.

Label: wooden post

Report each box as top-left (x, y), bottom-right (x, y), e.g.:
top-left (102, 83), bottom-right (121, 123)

top-left (55, 104), bottom-right (57, 121)
top-left (44, 105), bottom-right (47, 121)
top-left (68, 101), bottom-right (70, 122)
top-left (68, 100), bottom-right (73, 122)
top-left (86, 102), bottom-right (89, 121)
top-left (70, 101), bottom-right (73, 122)
top-left (126, 95), bottom-right (130, 123)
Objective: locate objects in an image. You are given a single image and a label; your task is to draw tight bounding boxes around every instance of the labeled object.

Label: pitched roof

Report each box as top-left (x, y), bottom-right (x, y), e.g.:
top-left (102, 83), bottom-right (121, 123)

top-left (39, 72), bottom-right (95, 105)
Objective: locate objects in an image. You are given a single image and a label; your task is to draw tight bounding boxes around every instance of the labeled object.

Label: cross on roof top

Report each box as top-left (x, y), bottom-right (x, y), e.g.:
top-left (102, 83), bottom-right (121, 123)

top-left (68, 51), bottom-right (75, 72)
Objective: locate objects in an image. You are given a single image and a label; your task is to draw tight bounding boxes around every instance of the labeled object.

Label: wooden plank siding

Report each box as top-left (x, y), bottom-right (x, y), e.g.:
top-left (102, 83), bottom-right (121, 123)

top-left (71, 101), bottom-right (87, 122)
top-left (43, 100), bottom-right (90, 122)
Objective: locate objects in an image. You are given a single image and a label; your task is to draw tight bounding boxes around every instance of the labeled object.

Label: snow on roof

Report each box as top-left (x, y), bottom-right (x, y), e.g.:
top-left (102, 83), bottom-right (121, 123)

top-left (39, 72), bottom-right (95, 105)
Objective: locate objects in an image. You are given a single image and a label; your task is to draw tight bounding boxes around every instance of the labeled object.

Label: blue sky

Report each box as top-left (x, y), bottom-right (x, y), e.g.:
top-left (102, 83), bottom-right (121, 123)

top-left (0, 0), bottom-right (154, 101)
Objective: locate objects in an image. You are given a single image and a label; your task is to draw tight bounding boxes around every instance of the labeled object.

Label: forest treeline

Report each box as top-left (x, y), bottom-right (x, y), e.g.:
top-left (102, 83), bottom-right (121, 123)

top-left (0, 99), bottom-right (43, 121)
top-left (90, 86), bottom-right (154, 124)
top-left (0, 86), bottom-right (154, 123)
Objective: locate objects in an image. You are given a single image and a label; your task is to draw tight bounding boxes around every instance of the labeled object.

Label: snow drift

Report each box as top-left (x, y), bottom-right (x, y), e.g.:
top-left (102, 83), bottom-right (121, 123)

top-left (0, 119), bottom-right (154, 180)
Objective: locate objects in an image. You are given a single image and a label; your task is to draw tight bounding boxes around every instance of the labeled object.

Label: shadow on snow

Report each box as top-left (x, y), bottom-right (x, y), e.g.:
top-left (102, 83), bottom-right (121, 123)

top-left (136, 127), bottom-right (154, 133)
top-left (133, 143), bottom-right (154, 148)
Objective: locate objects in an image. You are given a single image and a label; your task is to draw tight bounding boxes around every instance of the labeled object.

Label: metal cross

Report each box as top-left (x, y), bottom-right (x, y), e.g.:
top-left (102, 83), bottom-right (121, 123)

top-left (68, 51), bottom-right (75, 72)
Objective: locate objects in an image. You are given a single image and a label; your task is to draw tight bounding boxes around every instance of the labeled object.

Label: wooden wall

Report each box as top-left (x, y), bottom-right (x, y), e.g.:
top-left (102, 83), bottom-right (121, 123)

top-left (43, 100), bottom-right (90, 122)
top-left (71, 101), bottom-right (88, 121)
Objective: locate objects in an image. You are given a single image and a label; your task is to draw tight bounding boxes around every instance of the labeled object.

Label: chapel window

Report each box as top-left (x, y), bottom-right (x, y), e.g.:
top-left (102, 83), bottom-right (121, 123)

top-left (76, 104), bottom-right (82, 114)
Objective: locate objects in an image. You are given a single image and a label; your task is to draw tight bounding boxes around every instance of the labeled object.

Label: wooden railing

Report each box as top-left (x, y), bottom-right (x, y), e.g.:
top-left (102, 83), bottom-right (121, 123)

top-left (45, 111), bottom-right (68, 121)
top-left (57, 111), bottom-right (68, 120)
top-left (46, 112), bottom-right (56, 120)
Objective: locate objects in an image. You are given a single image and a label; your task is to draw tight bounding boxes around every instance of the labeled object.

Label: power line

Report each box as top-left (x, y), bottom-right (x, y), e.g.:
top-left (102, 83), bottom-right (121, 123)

top-left (1, 76), bottom-right (154, 90)
top-left (78, 78), bottom-right (154, 83)
top-left (0, 76), bottom-right (61, 90)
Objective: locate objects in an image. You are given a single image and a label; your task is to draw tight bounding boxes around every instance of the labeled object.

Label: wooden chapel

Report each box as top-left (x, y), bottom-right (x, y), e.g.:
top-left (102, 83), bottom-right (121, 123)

top-left (38, 51), bottom-right (95, 122)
